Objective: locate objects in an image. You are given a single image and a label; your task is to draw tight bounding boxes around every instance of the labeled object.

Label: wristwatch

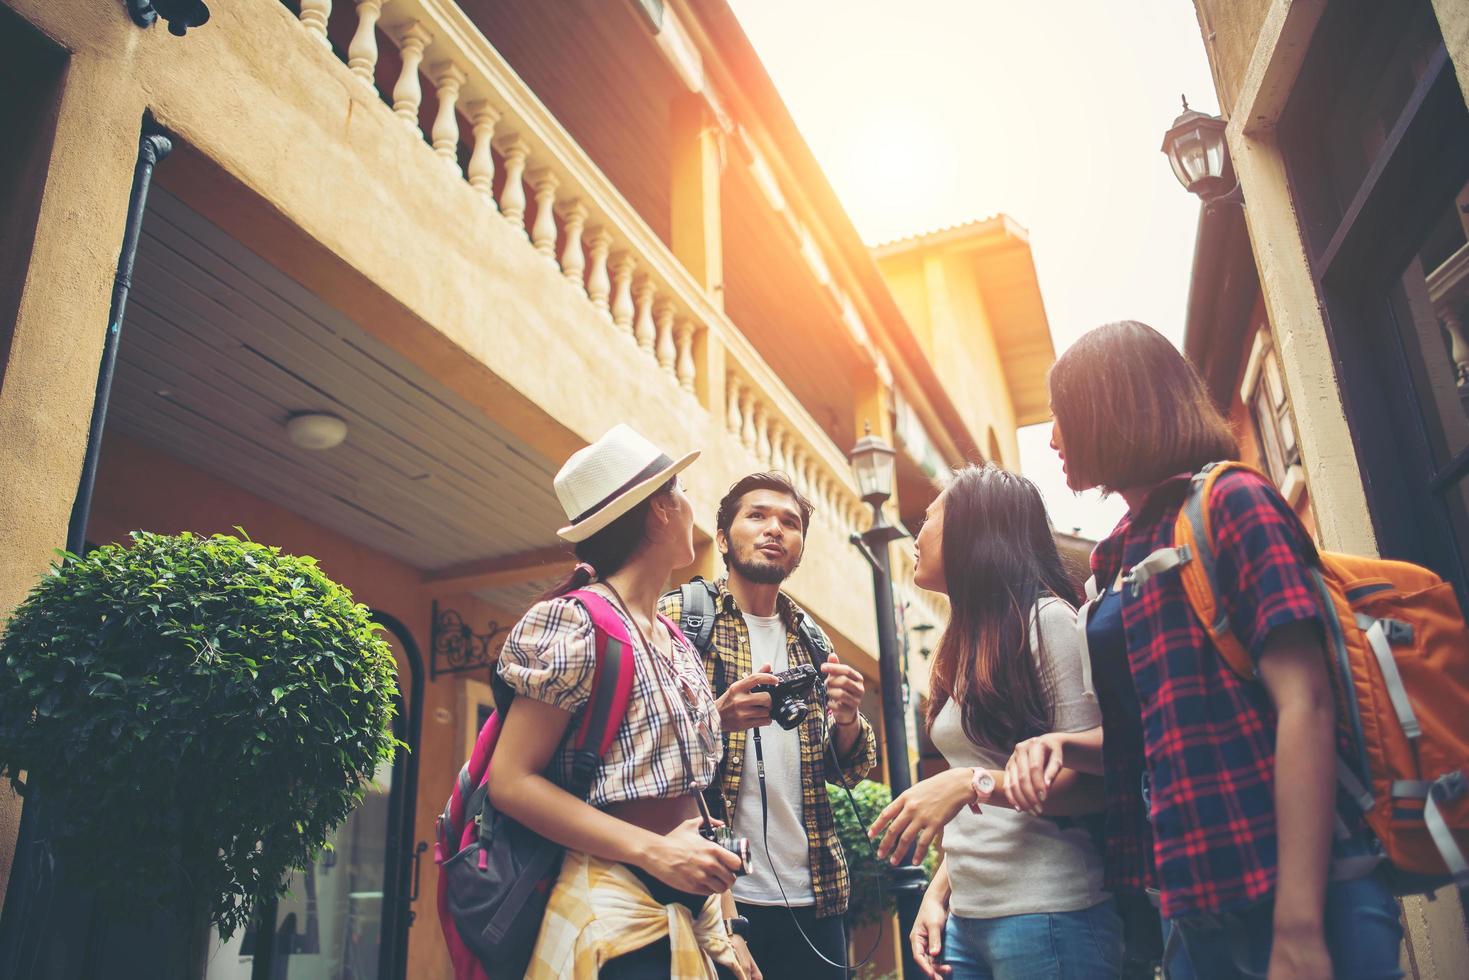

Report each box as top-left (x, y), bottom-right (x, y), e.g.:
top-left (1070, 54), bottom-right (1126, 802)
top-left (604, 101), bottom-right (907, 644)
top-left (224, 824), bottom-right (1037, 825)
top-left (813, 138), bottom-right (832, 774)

top-left (725, 915), bottom-right (751, 939)
top-left (968, 768), bottom-right (997, 814)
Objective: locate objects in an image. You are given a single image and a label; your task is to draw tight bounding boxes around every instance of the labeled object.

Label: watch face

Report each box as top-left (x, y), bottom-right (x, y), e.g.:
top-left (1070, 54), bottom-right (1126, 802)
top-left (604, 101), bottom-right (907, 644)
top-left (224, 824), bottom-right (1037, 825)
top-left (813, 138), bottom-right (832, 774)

top-left (976, 772), bottom-right (996, 794)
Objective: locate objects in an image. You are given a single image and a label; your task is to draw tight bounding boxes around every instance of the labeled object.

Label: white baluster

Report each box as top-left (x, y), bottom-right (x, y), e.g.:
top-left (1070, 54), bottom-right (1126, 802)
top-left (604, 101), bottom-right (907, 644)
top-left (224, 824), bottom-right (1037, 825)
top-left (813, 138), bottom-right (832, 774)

top-left (788, 448), bottom-right (806, 495)
top-left (348, 0), bottom-right (383, 83)
top-left (633, 278), bottom-right (657, 353)
top-left (740, 390), bottom-right (758, 452)
top-left (610, 254), bottom-right (636, 334)
top-left (391, 23), bottom-right (433, 135)
top-left (557, 201), bottom-right (588, 288)
top-left (770, 428), bottom-right (787, 475)
top-left (654, 300), bottom-right (677, 373)
top-left (300, 0), bottom-right (331, 45)
top-left (586, 229), bottom-right (612, 319)
top-left (726, 376), bottom-right (743, 435)
top-left (466, 102), bottom-right (501, 206)
top-left (528, 169), bottom-right (560, 262)
top-left (494, 137), bottom-right (529, 234)
top-left (755, 408), bottom-right (772, 466)
top-left (673, 320), bottom-right (696, 393)
top-left (429, 62), bottom-right (467, 174)
top-left (1446, 312), bottom-right (1469, 385)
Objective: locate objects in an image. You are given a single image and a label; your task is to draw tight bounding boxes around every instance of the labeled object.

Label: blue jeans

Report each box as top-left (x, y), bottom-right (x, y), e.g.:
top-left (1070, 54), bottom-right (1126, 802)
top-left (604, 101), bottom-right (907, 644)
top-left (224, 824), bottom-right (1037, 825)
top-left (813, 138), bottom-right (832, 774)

top-left (1164, 872), bottom-right (1403, 979)
top-left (941, 900), bottom-right (1124, 979)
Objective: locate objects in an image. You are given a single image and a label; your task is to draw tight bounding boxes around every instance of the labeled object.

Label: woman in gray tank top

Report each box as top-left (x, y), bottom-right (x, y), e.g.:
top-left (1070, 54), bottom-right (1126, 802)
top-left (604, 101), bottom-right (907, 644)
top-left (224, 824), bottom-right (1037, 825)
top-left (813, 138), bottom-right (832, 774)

top-left (868, 464), bottom-right (1121, 979)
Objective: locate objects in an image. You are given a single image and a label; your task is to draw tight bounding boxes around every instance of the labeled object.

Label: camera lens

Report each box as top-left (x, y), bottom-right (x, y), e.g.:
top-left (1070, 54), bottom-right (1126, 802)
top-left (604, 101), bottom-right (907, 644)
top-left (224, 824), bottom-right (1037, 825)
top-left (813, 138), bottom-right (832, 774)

top-left (774, 701), bottom-right (807, 730)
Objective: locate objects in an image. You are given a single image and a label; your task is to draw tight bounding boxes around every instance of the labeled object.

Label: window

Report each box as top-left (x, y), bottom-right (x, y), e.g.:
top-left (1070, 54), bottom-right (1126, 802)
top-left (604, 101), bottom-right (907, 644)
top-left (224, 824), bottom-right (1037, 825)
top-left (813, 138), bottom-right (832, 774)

top-left (1281, 0), bottom-right (1469, 592)
top-left (1239, 329), bottom-right (1305, 505)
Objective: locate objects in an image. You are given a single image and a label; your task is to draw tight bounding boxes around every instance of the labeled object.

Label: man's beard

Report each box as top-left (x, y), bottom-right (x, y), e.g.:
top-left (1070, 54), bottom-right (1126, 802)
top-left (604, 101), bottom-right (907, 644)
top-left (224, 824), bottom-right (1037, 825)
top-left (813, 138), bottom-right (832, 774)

top-left (728, 547), bottom-right (795, 586)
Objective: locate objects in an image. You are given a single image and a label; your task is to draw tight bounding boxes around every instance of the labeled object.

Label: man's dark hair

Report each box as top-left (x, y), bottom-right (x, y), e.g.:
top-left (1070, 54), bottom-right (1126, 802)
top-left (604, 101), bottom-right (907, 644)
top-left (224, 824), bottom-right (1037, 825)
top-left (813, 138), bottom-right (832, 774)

top-left (715, 472), bottom-right (814, 541)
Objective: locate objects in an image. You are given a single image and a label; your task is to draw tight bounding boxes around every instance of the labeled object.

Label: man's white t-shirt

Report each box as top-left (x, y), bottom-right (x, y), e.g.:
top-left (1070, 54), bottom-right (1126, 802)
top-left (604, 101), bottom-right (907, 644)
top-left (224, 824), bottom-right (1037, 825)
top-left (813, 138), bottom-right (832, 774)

top-left (730, 612), bottom-right (815, 906)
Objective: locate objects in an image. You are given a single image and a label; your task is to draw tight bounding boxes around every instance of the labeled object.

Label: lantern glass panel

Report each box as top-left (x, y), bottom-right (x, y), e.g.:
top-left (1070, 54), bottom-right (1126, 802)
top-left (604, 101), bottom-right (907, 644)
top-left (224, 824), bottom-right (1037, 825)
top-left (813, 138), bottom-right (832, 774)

top-left (850, 440), bottom-right (896, 501)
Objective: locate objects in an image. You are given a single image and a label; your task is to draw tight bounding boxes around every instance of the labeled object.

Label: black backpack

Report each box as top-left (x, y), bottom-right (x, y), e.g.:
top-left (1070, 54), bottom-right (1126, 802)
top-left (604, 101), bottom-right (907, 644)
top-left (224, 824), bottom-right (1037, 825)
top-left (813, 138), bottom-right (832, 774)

top-left (673, 577), bottom-right (834, 692)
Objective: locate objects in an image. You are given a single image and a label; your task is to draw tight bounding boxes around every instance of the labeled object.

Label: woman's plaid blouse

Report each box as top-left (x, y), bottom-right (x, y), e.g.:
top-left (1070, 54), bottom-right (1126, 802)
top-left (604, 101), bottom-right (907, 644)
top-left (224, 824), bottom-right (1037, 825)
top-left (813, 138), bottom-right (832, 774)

top-left (497, 589), bottom-right (721, 807)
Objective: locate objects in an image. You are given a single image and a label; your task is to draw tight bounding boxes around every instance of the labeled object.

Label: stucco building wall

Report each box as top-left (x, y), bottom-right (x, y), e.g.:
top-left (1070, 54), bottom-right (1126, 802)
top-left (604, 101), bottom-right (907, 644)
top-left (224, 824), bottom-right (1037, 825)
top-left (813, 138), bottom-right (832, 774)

top-left (1187, 2), bottom-right (1469, 975)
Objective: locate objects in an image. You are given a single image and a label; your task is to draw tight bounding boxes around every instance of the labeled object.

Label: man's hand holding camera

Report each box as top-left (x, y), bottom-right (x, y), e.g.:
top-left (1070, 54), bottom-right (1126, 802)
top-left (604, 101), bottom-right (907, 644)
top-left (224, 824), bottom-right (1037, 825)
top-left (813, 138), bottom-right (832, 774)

top-left (716, 661), bottom-right (781, 730)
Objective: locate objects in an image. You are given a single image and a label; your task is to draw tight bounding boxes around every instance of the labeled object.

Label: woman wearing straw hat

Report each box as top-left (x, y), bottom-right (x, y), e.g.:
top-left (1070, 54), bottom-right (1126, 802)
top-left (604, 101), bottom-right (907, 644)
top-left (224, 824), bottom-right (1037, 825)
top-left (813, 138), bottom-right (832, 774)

top-left (487, 424), bottom-right (752, 980)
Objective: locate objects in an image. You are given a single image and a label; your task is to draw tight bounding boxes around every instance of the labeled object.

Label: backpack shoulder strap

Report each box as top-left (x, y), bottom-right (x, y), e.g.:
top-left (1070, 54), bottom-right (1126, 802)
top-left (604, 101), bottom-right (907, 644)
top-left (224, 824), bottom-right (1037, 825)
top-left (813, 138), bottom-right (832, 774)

top-left (796, 612), bottom-right (833, 662)
top-left (561, 589), bottom-right (638, 796)
top-left (1173, 460), bottom-right (1266, 680)
top-left (675, 577), bottom-right (718, 655)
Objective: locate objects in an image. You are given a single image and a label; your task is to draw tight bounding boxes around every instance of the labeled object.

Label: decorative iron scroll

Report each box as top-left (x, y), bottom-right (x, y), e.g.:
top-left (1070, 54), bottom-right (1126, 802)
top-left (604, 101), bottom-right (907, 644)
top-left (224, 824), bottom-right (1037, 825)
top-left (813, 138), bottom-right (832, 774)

top-left (430, 600), bottom-right (511, 680)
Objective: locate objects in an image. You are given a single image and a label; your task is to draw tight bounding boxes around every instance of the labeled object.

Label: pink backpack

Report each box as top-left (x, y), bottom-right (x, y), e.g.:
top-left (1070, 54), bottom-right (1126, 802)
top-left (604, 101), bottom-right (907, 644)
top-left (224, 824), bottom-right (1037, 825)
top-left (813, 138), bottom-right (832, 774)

top-left (434, 590), bottom-right (641, 979)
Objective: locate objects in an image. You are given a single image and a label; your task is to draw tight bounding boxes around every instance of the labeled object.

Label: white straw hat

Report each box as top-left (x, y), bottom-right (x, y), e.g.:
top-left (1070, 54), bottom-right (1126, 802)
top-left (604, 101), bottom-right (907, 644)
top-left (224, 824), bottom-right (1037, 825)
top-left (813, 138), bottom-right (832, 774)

top-left (553, 424), bottom-right (699, 542)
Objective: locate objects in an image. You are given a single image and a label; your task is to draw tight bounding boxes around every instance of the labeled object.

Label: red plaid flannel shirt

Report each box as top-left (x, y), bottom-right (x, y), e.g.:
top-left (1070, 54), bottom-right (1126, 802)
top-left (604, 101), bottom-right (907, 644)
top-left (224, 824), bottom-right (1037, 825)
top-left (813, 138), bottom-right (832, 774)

top-left (1090, 469), bottom-right (1326, 918)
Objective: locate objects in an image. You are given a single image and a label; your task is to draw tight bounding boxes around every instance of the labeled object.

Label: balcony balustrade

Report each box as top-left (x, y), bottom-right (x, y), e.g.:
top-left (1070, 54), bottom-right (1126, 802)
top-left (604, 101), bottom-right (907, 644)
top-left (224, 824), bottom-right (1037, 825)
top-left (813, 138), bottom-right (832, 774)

top-left (286, 0), bottom-right (873, 542)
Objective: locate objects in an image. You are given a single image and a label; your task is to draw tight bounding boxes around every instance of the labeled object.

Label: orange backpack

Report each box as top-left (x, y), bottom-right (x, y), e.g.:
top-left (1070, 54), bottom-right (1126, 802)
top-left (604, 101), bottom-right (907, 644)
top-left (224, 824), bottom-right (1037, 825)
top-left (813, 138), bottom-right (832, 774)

top-left (1116, 461), bottom-right (1469, 891)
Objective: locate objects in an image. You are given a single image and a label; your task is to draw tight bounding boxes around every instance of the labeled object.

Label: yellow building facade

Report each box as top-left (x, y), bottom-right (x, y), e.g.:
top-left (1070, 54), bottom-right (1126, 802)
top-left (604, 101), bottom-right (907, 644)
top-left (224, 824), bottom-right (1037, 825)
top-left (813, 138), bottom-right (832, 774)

top-left (0, 0), bottom-right (1053, 975)
top-left (1185, 0), bottom-right (1469, 975)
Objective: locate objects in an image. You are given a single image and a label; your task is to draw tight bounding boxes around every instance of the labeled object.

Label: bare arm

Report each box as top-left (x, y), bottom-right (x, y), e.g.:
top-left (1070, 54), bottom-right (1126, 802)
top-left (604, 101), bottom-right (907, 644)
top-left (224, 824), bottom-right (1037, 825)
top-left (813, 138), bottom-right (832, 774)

top-left (485, 696), bottom-right (740, 895)
top-left (988, 767), bottom-right (1105, 817)
top-left (912, 859), bottom-right (952, 978)
top-left (1257, 620), bottom-right (1336, 978)
top-left (870, 763), bottom-right (1102, 863)
top-left (1004, 726), bottom-right (1104, 812)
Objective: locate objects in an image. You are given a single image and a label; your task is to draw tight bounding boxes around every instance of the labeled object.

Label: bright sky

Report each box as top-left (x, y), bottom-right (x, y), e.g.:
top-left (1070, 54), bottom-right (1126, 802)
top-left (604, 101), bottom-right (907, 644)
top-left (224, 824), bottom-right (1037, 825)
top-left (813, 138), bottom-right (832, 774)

top-left (727, 0), bottom-right (1220, 539)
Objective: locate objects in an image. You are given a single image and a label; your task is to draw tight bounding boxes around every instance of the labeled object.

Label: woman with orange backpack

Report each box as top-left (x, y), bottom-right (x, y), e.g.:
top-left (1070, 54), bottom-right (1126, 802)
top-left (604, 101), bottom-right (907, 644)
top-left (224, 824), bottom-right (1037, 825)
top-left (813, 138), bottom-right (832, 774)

top-left (1006, 321), bottom-right (1403, 979)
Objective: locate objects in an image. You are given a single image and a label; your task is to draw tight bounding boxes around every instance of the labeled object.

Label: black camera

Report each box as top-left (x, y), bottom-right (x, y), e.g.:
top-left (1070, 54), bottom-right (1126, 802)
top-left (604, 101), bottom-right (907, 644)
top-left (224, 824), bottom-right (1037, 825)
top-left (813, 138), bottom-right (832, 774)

top-left (753, 663), bottom-right (820, 730)
top-left (700, 824), bottom-right (751, 876)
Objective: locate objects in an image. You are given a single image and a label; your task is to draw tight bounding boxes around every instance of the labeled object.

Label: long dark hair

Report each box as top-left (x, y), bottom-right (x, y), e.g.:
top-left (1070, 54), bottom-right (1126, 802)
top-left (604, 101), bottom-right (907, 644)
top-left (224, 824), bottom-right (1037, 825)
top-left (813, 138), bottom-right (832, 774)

top-left (1048, 320), bottom-right (1238, 493)
top-left (540, 478), bottom-right (677, 600)
top-left (924, 465), bottom-right (1079, 752)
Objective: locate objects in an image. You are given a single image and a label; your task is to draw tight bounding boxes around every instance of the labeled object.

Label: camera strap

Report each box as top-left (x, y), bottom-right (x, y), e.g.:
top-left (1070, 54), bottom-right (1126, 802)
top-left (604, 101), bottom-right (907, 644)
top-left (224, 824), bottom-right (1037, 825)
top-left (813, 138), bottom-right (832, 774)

top-left (748, 710), bottom-right (887, 977)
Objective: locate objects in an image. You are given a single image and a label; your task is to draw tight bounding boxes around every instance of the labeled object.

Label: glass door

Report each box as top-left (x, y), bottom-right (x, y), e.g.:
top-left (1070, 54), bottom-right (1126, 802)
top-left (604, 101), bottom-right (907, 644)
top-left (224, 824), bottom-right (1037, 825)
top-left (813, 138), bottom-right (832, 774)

top-left (206, 615), bottom-right (423, 980)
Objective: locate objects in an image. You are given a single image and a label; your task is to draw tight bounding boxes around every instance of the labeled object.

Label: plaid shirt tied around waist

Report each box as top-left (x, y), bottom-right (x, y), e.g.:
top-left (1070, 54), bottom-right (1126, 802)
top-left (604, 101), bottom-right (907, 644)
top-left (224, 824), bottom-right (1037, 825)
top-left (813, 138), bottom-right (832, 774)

top-left (659, 579), bottom-right (877, 918)
top-left (1090, 469), bottom-right (1337, 919)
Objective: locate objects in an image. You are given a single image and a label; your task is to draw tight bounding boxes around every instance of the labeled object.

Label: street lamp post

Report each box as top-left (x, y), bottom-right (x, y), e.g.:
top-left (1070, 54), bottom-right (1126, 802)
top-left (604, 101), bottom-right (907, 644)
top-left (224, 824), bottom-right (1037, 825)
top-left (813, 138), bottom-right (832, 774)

top-left (848, 430), bottom-right (927, 980)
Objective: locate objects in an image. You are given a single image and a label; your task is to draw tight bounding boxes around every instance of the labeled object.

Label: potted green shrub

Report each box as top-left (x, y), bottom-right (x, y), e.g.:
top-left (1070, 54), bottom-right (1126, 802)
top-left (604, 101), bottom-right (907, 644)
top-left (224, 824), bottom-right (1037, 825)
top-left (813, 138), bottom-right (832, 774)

top-left (0, 531), bottom-right (402, 976)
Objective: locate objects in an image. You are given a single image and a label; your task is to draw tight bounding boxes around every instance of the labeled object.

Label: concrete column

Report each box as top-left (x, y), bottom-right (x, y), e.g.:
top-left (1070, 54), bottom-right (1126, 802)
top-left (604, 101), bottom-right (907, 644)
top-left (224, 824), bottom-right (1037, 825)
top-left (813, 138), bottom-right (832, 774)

top-left (1434, 0), bottom-right (1469, 111)
top-left (1227, 122), bottom-right (1376, 556)
top-left (669, 92), bottom-right (724, 308)
top-left (852, 369), bottom-right (895, 446)
top-left (0, 51), bottom-right (147, 905)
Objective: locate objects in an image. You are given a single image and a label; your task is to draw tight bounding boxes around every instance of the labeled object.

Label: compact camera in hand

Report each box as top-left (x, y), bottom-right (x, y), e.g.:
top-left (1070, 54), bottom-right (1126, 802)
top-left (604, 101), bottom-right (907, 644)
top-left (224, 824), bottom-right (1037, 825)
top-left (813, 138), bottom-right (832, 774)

top-left (700, 824), bottom-right (752, 876)
top-left (753, 662), bottom-right (820, 730)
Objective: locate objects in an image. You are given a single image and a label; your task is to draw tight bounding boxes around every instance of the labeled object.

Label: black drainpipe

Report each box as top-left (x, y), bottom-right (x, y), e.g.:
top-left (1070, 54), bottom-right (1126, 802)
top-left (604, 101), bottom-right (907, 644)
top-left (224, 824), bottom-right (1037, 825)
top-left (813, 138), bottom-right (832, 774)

top-left (65, 121), bottom-right (172, 554)
top-left (0, 118), bottom-right (173, 978)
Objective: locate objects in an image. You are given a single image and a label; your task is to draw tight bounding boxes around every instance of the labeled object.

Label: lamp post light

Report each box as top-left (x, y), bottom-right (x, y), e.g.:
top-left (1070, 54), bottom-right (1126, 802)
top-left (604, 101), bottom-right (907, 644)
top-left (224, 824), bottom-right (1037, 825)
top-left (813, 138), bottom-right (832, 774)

top-left (1161, 96), bottom-right (1244, 211)
top-left (912, 622), bottom-right (936, 661)
top-left (847, 428), bottom-right (927, 980)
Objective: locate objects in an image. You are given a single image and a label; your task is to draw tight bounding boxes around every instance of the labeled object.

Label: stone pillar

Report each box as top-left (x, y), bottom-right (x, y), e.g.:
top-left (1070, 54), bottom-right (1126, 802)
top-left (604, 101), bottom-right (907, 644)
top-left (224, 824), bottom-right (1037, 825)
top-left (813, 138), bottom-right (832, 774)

top-left (0, 53), bottom-right (146, 909)
top-left (669, 92), bottom-right (724, 308)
